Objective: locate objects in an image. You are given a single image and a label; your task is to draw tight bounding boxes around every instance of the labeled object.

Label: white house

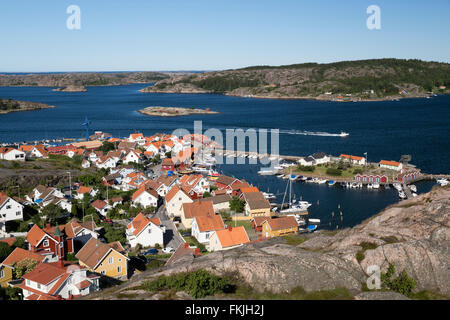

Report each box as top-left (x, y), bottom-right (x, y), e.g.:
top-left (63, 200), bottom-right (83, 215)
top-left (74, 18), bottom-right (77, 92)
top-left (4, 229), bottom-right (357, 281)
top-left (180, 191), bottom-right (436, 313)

top-left (126, 213), bottom-right (165, 248)
top-left (20, 262), bottom-right (99, 300)
top-left (95, 156), bottom-right (117, 169)
top-left (0, 193), bottom-right (24, 223)
top-left (298, 152), bottom-right (330, 166)
top-left (128, 133), bottom-right (145, 144)
top-left (123, 150), bottom-right (141, 164)
top-left (165, 185), bottom-right (193, 218)
top-left (75, 186), bottom-right (97, 200)
top-left (91, 199), bottom-right (111, 217)
top-left (81, 159), bottom-right (90, 168)
top-left (339, 154), bottom-right (366, 166)
top-left (209, 226), bottom-right (250, 252)
top-left (379, 160), bottom-right (403, 171)
top-left (0, 148), bottom-right (26, 161)
top-left (191, 214), bottom-right (224, 244)
top-left (131, 187), bottom-right (158, 208)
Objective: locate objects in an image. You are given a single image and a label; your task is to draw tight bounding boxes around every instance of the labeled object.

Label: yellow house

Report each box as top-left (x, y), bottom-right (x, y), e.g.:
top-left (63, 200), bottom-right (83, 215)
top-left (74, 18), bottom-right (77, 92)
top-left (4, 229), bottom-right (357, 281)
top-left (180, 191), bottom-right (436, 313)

top-left (243, 191), bottom-right (272, 218)
top-left (76, 238), bottom-right (129, 279)
top-left (261, 216), bottom-right (298, 238)
top-left (0, 265), bottom-right (13, 287)
top-left (0, 247), bottom-right (47, 287)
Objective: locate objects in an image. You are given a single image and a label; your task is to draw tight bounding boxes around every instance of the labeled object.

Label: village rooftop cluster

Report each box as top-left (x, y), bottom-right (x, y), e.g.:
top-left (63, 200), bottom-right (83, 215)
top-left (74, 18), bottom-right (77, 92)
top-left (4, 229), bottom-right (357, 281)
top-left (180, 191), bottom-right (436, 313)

top-left (0, 131), bottom-right (301, 300)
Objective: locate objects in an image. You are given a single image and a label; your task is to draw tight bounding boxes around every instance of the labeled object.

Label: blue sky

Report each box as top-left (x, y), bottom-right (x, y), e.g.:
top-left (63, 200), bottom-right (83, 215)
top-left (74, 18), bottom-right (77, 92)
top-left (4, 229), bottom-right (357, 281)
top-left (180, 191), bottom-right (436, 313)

top-left (1, 0), bottom-right (449, 71)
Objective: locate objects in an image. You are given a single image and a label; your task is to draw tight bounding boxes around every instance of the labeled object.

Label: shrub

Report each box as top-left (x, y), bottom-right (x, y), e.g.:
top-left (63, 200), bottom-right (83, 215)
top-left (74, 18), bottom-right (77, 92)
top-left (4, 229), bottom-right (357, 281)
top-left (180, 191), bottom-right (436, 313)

top-left (381, 263), bottom-right (416, 298)
top-left (0, 242), bottom-right (13, 261)
top-left (356, 251), bottom-right (365, 262)
top-left (141, 269), bottom-right (233, 298)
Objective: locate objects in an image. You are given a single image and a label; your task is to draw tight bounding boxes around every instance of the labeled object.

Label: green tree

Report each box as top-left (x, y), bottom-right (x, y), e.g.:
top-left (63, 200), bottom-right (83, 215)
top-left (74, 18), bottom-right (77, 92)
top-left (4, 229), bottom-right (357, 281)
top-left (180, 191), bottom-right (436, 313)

top-left (13, 258), bottom-right (39, 279)
top-left (41, 203), bottom-right (64, 226)
top-left (0, 242), bottom-right (13, 261)
top-left (99, 141), bottom-right (115, 154)
top-left (12, 237), bottom-right (27, 249)
top-left (202, 191), bottom-right (211, 198)
top-left (229, 196), bottom-right (245, 213)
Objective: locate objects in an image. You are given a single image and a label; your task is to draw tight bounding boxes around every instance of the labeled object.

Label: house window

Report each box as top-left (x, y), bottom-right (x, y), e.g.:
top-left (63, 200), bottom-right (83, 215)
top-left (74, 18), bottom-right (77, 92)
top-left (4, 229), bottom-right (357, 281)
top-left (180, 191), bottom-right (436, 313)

top-left (109, 257), bottom-right (114, 264)
top-left (16, 211), bottom-right (21, 216)
top-left (117, 266), bottom-right (122, 273)
top-left (0, 270), bottom-right (4, 278)
top-left (26, 279), bottom-right (30, 285)
top-left (6, 205), bottom-right (11, 209)
top-left (101, 270), bottom-right (106, 275)
top-left (37, 283), bottom-right (41, 289)
top-left (43, 240), bottom-right (49, 247)
top-left (148, 229), bottom-right (151, 233)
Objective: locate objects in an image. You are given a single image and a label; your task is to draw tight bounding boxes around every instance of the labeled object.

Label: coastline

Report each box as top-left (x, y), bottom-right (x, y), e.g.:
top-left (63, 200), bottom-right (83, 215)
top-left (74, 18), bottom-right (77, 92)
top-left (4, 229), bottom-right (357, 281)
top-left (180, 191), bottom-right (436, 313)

top-left (0, 100), bottom-right (55, 114)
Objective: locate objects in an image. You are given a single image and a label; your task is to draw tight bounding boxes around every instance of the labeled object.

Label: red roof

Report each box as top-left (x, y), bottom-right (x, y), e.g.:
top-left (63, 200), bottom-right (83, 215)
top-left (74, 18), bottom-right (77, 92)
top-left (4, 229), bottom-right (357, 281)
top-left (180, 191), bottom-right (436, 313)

top-left (127, 213), bottom-right (161, 236)
top-left (215, 226), bottom-right (250, 248)
top-left (380, 160), bottom-right (401, 167)
top-left (340, 154), bottom-right (364, 161)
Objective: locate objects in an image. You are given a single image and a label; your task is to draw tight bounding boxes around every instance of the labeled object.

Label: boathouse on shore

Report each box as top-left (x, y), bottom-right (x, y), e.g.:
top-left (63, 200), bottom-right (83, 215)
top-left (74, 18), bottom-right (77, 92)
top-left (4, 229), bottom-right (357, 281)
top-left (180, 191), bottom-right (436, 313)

top-left (354, 174), bottom-right (388, 184)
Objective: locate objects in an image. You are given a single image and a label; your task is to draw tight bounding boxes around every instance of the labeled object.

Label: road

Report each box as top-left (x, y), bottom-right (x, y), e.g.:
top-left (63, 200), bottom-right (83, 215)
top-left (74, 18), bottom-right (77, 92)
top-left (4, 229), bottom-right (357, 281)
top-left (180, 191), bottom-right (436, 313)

top-left (155, 204), bottom-right (184, 249)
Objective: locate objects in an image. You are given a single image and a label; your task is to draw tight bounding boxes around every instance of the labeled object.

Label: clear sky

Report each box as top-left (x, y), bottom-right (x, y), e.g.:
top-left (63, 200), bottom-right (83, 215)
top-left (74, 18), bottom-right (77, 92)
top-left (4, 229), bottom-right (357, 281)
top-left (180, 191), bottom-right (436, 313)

top-left (1, 0), bottom-right (449, 72)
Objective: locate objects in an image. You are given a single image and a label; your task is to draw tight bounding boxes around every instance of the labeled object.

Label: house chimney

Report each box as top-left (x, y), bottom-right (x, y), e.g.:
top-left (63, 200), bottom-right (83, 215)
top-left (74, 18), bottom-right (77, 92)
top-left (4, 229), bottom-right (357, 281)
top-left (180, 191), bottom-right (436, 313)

top-left (46, 223), bottom-right (51, 229)
top-left (184, 242), bottom-right (189, 249)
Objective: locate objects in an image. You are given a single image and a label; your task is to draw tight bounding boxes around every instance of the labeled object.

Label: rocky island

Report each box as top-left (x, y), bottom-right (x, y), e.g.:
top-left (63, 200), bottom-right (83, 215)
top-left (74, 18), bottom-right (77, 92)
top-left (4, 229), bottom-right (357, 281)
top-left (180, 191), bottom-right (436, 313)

top-left (0, 98), bottom-right (55, 114)
top-left (52, 85), bottom-right (87, 92)
top-left (138, 106), bottom-right (219, 117)
top-left (140, 59), bottom-right (450, 102)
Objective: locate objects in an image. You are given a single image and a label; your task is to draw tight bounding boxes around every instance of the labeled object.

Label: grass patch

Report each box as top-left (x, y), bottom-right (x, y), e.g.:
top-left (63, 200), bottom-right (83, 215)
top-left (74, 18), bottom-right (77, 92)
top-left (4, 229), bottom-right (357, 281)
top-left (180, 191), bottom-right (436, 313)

top-left (283, 235), bottom-right (307, 246)
top-left (356, 242), bottom-right (378, 263)
top-left (380, 236), bottom-right (399, 244)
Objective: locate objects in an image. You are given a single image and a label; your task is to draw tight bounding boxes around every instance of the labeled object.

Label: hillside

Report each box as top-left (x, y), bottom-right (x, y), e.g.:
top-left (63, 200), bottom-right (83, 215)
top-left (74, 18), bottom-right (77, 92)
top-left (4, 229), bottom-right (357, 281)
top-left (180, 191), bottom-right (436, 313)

top-left (140, 59), bottom-right (450, 101)
top-left (0, 71), bottom-right (168, 87)
top-left (85, 186), bottom-right (450, 300)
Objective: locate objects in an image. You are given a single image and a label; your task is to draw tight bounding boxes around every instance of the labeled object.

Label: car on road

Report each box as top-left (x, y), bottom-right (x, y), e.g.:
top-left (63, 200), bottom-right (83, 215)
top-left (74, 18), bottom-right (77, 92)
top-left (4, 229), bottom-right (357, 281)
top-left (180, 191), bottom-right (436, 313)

top-left (162, 247), bottom-right (175, 253)
top-left (142, 248), bottom-right (158, 255)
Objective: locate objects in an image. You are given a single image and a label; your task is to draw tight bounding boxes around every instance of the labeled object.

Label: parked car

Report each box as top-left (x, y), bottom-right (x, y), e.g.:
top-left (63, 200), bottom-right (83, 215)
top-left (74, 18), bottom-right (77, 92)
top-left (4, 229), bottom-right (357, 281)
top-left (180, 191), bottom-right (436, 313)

top-left (142, 248), bottom-right (158, 255)
top-left (162, 247), bottom-right (175, 253)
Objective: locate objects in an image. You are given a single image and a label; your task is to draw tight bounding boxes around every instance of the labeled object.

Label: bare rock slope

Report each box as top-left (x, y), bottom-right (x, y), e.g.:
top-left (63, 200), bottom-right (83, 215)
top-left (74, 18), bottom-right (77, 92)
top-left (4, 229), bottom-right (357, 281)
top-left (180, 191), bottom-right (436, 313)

top-left (90, 186), bottom-right (450, 299)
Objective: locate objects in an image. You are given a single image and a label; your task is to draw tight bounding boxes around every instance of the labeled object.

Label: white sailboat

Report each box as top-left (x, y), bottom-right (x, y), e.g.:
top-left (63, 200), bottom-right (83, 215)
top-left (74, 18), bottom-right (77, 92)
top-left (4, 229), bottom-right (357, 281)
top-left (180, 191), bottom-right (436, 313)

top-left (280, 170), bottom-right (311, 214)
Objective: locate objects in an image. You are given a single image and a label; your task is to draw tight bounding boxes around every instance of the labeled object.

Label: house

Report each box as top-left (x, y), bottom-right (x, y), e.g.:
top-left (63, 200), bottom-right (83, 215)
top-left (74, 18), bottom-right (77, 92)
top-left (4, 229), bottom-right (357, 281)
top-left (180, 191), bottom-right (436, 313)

top-left (110, 197), bottom-right (123, 208)
top-left (19, 261), bottom-right (99, 300)
top-left (126, 213), bottom-right (165, 248)
top-left (340, 154), bottom-right (366, 166)
top-left (81, 159), bottom-right (90, 168)
top-left (0, 247), bottom-right (48, 287)
top-left (165, 185), bottom-right (193, 218)
top-left (209, 226), bottom-right (250, 251)
top-left (26, 185), bottom-right (64, 204)
top-left (75, 237), bottom-right (129, 280)
top-left (75, 186), bottom-right (97, 200)
top-left (0, 192), bottom-right (24, 223)
top-left (0, 147), bottom-right (26, 161)
top-left (261, 216), bottom-right (298, 238)
top-left (200, 194), bottom-right (231, 213)
top-left (128, 133), bottom-right (145, 144)
top-left (102, 172), bottom-right (122, 186)
top-left (95, 156), bottom-right (117, 169)
top-left (26, 224), bottom-right (74, 260)
top-left (132, 186), bottom-right (159, 209)
top-left (165, 242), bottom-right (200, 266)
top-left (72, 140), bottom-right (103, 151)
top-left (179, 174), bottom-right (210, 198)
top-left (63, 219), bottom-right (98, 250)
top-left (215, 175), bottom-right (240, 192)
top-left (181, 200), bottom-right (215, 229)
top-left (91, 199), bottom-right (111, 217)
top-left (379, 160), bottom-right (403, 171)
top-left (161, 158), bottom-right (175, 173)
top-left (250, 216), bottom-right (268, 233)
top-left (123, 150), bottom-right (141, 164)
top-left (118, 141), bottom-right (137, 150)
top-left (191, 214), bottom-right (225, 244)
top-left (298, 152), bottom-right (330, 166)
top-left (143, 180), bottom-right (166, 197)
top-left (156, 175), bottom-right (178, 196)
top-left (242, 191), bottom-right (271, 218)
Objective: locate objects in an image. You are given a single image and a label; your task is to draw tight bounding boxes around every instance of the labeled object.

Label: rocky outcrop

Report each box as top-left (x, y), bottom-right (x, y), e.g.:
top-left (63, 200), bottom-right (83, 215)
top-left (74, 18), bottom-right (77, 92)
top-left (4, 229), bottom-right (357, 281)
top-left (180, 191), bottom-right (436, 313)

top-left (52, 85), bottom-right (87, 92)
top-left (87, 186), bottom-right (450, 300)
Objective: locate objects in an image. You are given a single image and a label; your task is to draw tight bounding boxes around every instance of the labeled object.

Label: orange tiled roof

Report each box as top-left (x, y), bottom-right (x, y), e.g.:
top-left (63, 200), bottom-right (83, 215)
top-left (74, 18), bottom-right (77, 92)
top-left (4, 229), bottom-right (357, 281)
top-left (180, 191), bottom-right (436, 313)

top-left (263, 216), bottom-right (298, 231)
top-left (215, 226), bottom-right (250, 248)
top-left (128, 213), bottom-right (160, 236)
top-left (182, 200), bottom-right (215, 219)
top-left (77, 186), bottom-right (92, 194)
top-left (2, 247), bottom-right (46, 266)
top-left (380, 160), bottom-right (401, 167)
top-left (241, 186), bottom-right (259, 194)
top-left (194, 215), bottom-right (224, 232)
top-left (26, 224), bottom-right (55, 247)
top-left (340, 154), bottom-right (364, 161)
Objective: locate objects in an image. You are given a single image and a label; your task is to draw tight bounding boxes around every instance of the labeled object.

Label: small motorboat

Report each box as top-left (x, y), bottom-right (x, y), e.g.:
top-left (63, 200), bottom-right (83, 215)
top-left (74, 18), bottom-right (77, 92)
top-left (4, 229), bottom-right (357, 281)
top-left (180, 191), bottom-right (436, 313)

top-left (367, 183), bottom-right (373, 189)
top-left (398, 191), bottom-right (407, 199)
top-left (393, 183), bottom-right (402, 191)
top-left (409, 185), bottom-right (417, 192)
top-left (436, 178), bottom-right (449, 186)
top-left (307, 225), bottom-right (318, 232)
top-left (339, 131), bottom-right (349, 137)
top-left (328, 180), bottom-right (336, 186)
top-left (305, 177), bottom-right (314, 183)
top-left (373, 183), bottom-right (380, 189)
top-left (412, 193), bottom-right (418, 197)
top-left (317, 179), bottom-right (327, 184)
top-left (308, 218), bottom-right (321, 224)
top-left (340, 182), bottom-right (347, 188)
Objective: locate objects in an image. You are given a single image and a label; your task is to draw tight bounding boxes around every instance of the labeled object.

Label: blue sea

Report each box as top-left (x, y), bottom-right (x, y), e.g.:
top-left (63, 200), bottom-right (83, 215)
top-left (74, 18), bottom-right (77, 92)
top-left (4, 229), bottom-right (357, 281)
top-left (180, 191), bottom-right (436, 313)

top-left (0, 84), bottom-right (448, 229)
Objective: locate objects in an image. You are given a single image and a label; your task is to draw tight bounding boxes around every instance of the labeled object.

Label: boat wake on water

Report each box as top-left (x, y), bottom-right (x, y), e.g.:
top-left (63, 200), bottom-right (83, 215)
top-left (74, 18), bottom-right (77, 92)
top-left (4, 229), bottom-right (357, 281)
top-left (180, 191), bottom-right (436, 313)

top-left (278, 130), bottom-right (350, 137)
